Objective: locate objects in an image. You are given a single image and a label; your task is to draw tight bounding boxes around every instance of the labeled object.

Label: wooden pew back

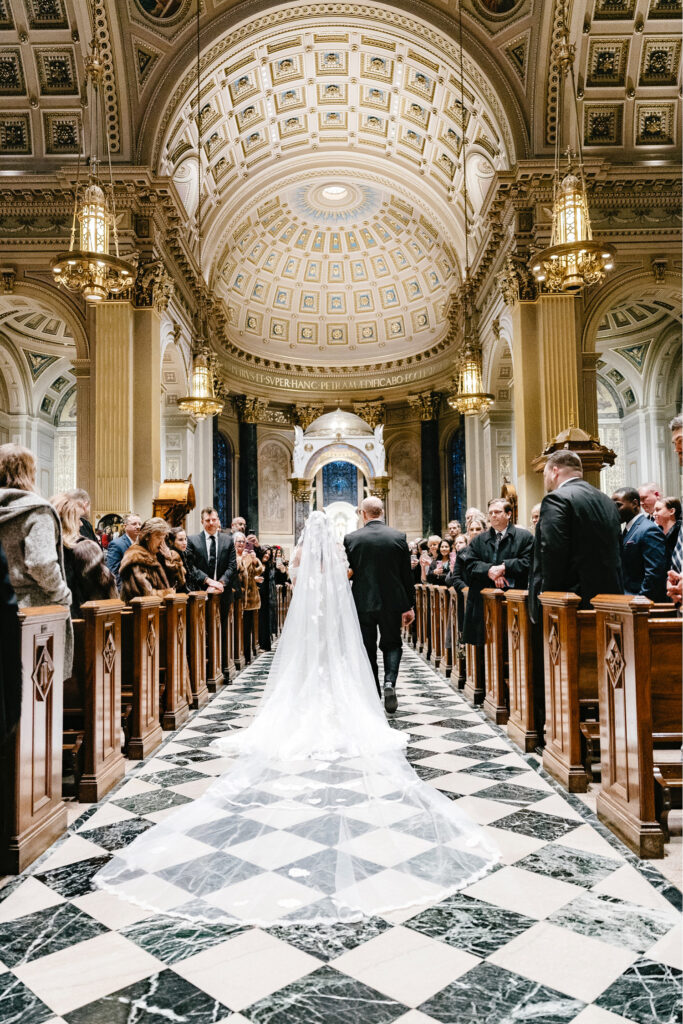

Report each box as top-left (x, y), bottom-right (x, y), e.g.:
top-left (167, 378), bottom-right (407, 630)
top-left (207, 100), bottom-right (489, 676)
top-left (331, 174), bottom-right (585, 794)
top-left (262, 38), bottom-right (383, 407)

top-left (504, 590), bottom-right (538, 752)
top-left (482, 589), bottom-right (508, 725)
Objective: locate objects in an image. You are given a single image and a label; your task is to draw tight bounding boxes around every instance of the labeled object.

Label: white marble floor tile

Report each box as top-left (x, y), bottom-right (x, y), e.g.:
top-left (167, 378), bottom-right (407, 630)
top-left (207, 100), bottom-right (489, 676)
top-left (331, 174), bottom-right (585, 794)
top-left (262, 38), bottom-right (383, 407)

top-left (109, 777), bottom-right (160, 798)
top-left (464, 864), bottom-right (581, 919)
top-left (209, 871), bottom-right (324, 922)
top-left (13, 931), bottom-right (163, 1015)
top-left (481, 824), bottom-right (547, 864)
top-left (0, 877), bottom-right (64, 923)
top-left (38, 834), bottom-right (106, 871)
top-left (173, 928), bottom-right (319, 1011)
top-left (571, 1005), bottom-right (638, 1024)
top-left (593, 863), bottom-right (681, 916)
top-left (443, 794), bottom-right (514, 825)
top-left (338, 828), bottom-right (434, 868)
top-left (489, 920), bottom-right (637, 1002)
top-left (75, 801), bottom-right (137, 831)
top-left (72, 889), bottom-right (154, 930)
top-left (531, 794), bottom-right (585, 821)
top-left (424, 771), bottom-right (493, 796)
top-left (66, 803), bottom-right (92, 827)
top-left (393, 1012), bottom-right (443, 1024)
top-left (644, 922), bottom-right (682, 969)
top-left (552, 824), bottom-right (626, 862)
top-left (332, 924), bottom-right (479, 1007)
top-left (230, 830), bottom-right (325, 870)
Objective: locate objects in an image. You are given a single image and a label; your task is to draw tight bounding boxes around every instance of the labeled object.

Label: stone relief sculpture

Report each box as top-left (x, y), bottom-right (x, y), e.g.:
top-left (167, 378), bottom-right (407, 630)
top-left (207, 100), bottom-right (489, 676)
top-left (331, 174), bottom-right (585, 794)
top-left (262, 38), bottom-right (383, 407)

top-left (389, 437), bottom-right (421, 533)
top-left (259, 440), bottom-right (292, 531)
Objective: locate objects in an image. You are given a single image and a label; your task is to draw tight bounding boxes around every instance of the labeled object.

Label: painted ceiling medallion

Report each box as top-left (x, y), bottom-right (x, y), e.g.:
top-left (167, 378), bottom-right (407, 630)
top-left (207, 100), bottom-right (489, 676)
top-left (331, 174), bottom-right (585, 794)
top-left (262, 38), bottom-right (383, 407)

top-left (293, 181), bottom-right (381, 223)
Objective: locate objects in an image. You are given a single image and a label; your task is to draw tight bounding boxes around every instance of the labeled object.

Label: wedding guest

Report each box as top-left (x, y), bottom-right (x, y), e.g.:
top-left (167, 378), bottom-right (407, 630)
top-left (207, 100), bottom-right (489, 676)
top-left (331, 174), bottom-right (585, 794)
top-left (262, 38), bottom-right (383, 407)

top-left (257, 545), bottom-right (277, 651)
top-left (446, 520), bottom-right (462, 542)
top-left (467, 515), bottom-right (486, 541)
top-left (530, 503), bottom-right (541, 531)
top-left (231, 516), bottom-right (247, 535)
top-left (418, 539), bottom-right (433, 582)
top-left (445, 534), bottom-right (470, 593)
top-left (106, 513), bottom-right (141, 589)
top-left (465, 507), bottom-right (484, 531)
top-left (638, 482), bottom-right (662, 519)
top-left (0, 444), bottom-right (72, 674)
top-left (427, 538), bottom-right (452, 586)
top-left (666, 416), bottom-right (683, 605)
top-left (234, 532), bottom-right (264, 663)
top-left (119, 518), bottom-right (174, 603)
top-left (653, 497), bottom-right (681, 572)
top-left (53, 494), bottom-right (116, 616)
top-left (168, 527), bottom-right (219, 593)
top-left (65, 488), bottom-right (99, 545)
top-left (612, 487), bottom-right (667, 601)
top-left (0, 538), bottom-right (21, 745)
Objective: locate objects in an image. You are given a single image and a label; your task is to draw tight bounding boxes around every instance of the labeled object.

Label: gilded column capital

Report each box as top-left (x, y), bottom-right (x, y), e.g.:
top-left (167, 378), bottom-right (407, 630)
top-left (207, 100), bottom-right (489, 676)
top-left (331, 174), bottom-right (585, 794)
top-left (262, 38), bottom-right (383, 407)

top-left (408, 391), bottom-right (441, 420)
top-left (292, 403), bottom-right (323, 430)
top-left (370, 475), bottom-right (390, 501)
top-left (133, 258), bottom-right (174, 313)
top-left (290, 477), bottom-right (312, 502)
top-left (235, 395), bottom-right (269, 423)
top-left (497, 253), bottom-right (538, 307)
top-left (353, 400), bottom-right (385, 428)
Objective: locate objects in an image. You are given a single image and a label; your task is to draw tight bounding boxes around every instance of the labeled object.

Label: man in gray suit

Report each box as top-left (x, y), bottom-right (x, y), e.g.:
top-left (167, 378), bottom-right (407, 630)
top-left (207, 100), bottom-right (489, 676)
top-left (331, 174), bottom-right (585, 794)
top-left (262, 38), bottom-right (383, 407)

top-left (106, 513), bottom-right (141, 590)
top-left (344, 497), bottom-right (415, 713)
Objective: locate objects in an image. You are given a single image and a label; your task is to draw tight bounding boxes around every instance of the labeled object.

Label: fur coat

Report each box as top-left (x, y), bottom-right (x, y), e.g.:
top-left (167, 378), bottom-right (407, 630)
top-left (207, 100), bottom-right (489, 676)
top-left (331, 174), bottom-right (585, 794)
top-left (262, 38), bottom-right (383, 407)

top-left (0, 488), bottom-right (73, 674)
top-left (119, 544), bottom-right (172, 604)
top-left (238, 553), bottom-right (263, 612)
top-left (64, 538), bottom-right (117, 618)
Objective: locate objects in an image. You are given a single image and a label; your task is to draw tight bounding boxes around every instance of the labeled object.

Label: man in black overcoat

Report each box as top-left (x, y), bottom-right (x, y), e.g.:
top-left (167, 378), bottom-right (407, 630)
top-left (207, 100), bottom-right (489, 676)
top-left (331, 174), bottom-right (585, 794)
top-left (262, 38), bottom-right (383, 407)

top-left (344, 497), bottom-right (415, 713)
top-left (463, 498), bottom-right (533, 648)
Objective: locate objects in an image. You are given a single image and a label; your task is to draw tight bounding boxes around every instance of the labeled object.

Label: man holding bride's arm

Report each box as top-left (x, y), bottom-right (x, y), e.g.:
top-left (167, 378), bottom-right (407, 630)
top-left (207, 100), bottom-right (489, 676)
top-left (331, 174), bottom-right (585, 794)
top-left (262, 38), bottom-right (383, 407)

top-left (344, 496), bottom-right (415, 713)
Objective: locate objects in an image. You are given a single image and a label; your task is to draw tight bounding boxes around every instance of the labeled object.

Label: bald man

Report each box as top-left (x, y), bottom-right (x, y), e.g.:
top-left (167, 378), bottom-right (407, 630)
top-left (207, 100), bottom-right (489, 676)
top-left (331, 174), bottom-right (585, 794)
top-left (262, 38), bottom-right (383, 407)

top-left (344, 497), bottom-right (415, 713)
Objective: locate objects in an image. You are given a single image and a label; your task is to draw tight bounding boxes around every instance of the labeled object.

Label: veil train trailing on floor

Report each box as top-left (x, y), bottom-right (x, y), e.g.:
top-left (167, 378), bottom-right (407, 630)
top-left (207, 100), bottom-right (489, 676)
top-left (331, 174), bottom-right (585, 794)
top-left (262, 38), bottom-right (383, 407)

top-left (94, 512), bottom-right (499, 926)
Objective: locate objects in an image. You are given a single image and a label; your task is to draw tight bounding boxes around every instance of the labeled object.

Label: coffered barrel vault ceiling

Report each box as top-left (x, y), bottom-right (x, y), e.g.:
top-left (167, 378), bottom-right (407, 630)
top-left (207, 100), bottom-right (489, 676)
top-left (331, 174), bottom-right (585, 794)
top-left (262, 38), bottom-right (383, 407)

top-left (156, 10), bottom-right (514, 367)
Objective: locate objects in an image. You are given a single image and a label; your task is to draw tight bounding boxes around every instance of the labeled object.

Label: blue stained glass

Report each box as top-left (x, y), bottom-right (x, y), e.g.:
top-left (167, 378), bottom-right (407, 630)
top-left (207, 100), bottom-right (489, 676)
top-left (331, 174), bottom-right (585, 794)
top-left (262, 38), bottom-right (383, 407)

top-left (213, 423), bottom-right (232, 528)
top-left (323, 460), bottom-right (357, 506)
top-left (448, 422), bottom-right (466, 526)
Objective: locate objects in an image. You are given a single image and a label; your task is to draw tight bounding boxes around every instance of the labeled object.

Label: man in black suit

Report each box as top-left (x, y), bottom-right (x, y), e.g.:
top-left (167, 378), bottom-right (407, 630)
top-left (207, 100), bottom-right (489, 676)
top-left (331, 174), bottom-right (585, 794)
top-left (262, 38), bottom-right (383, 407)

top-left (527, 451), bottom-right (624, 749)
top-left (344, 497), bottom-right (415, 713)
top-left (528, 451), bottom-right (623, 621)
top-left (612, 487), bottom-right (667, 601)
top-left (463, 498), bottom-right (533, 650)
top-left (187, 506), bottom-right (238, 595)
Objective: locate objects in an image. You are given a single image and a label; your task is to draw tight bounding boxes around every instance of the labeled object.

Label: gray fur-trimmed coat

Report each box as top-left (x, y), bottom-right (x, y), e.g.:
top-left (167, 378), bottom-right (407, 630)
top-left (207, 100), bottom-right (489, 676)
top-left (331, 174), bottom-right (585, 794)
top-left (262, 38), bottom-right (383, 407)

top-left (0, 488), bottom-right (73, 675)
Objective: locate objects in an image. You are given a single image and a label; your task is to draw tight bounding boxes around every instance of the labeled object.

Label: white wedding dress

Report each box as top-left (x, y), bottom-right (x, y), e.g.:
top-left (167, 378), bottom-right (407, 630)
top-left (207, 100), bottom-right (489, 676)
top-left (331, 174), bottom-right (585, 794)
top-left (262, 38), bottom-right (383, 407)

top-left (95, 512), bottom-right (499, 925)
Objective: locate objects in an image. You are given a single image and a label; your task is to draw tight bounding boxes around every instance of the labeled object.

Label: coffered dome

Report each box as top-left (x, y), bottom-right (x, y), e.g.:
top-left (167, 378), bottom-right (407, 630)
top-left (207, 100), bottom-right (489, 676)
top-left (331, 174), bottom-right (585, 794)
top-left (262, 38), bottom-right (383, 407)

top-left (217, 175), bottom-right (455, 363)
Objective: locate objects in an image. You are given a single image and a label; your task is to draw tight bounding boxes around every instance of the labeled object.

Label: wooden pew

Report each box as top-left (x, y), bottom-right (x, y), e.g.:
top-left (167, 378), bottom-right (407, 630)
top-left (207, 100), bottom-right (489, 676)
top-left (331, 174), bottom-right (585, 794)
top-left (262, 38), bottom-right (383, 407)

top-left (462, 588), bottom-right (485, 705)
top-left (187, 592), bottom-right (209, 710)
top-left (64, 599), bottom-right (127, 802)
top-left (539, 592), bottom-right (598, 793)
top-left (482, 589), bottom-right (508, 725)
top-left (158, 593), bottom-right (190, 730)
top-left (438, 587), bottom-right (453, 679)
top-left (428, 585), bottom-right (443, 670)
top-left (1, 606), bottom-right (69, 874)
top-left (205, 592), bottom-right (224, 691)
top-left (121, 596), bottom-right (163, 760)
top-left (504, 590), bottom-right (538, 752)
top-left (414, 584), bottom-right (425, 654)
top-left (593, 595), bottom-right (682, 859)
top-left (233, 595), bottom-right (245, 672)
top-left (451, 588), bottom-right (467, 690)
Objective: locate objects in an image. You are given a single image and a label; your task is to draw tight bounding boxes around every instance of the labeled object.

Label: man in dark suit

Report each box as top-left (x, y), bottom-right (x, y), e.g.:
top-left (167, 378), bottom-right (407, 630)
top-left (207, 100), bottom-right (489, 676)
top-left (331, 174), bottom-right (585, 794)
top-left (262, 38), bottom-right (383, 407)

top-left (105, 513), bottom-right (141, 590)
top-left (344, 496), bottom-right (415, 713)
top-left (463, 498), bottom-right (533, 649)
top-left (527, 451), bottom-right (623, 748)
top-left (612, 487), bottom-right (667, 601)
top-left (528, 451), bottom-right (624, 621)
top-left (187, 507), bottom-right (238, 596)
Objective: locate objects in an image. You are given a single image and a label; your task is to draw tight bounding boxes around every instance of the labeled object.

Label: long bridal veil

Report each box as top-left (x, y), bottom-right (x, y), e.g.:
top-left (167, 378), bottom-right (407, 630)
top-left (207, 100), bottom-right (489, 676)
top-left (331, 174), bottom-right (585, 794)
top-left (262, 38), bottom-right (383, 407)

top-left (95, 512), bottom-right (498, 925)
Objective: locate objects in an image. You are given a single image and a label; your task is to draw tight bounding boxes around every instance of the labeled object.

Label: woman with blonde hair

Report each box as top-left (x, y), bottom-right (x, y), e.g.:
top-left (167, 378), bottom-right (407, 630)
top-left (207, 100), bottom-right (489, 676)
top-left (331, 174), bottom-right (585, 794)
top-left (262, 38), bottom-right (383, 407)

top-left (119, 517), bottom-right (175, 603)
top-left (52, 493), bottom-right (116, 617)
top-left (0, 443), bottom-right (72, 671)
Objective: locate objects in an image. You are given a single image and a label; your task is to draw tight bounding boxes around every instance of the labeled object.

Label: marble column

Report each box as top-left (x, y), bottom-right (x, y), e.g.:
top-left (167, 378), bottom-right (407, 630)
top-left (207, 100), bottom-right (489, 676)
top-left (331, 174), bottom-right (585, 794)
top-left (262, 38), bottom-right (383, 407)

top-left (409, 392), bottom-right (441, 536)
top-left (72, 358), bottom-right (93, 500)
top-left (290, 478), bottom-right (312, 543)
top-left (91, 300), bottom-right (134, 516)
top-left (235, 396), bottom-right (268, 535)
top-left (132, 307), bottom-right (162, 515)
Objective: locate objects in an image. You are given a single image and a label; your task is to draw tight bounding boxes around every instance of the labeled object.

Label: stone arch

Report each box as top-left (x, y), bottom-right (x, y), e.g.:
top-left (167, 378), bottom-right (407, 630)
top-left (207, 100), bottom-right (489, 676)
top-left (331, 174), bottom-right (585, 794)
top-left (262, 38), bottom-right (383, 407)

top-left (0, 280), bottom-right (88, 362)
top-left (0, 333), bottom-right (31, 416)
top-left (582, 267), bottom-right (681, 356)
top-left (304, 443), bottom-right (374, 482)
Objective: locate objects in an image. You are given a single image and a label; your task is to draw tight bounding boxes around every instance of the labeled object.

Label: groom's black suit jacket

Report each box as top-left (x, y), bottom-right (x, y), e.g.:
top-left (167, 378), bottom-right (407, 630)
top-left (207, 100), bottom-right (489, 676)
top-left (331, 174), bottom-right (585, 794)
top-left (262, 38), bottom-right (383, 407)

top-left (344, 520), bottom-right (415, 616)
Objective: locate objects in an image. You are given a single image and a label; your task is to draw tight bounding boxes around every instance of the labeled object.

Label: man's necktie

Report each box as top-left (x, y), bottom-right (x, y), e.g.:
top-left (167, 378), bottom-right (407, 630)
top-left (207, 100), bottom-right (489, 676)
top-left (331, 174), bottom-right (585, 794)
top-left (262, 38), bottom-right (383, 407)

top-left (493, 532), bottom-right (501, 557)
top-left (209, 534), bottom-right (217, 579)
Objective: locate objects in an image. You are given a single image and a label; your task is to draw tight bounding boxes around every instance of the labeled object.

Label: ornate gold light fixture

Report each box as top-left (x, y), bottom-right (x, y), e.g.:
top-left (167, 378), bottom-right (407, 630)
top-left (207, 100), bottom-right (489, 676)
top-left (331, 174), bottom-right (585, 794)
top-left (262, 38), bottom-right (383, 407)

top-left (52, 37), bottom-right (134, 302)
top-left (447, 8), bottom-right (493, 417)
top-left (531, 7), bottom-right (615, 292)
top-left (178, 0), bottom-right (224, 421)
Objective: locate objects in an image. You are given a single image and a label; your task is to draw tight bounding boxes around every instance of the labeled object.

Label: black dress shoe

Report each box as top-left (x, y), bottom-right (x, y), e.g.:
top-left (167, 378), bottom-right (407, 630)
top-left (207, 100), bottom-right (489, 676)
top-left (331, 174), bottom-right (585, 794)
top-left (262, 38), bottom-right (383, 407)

top-left (383, 685), bottom-right (398, 714)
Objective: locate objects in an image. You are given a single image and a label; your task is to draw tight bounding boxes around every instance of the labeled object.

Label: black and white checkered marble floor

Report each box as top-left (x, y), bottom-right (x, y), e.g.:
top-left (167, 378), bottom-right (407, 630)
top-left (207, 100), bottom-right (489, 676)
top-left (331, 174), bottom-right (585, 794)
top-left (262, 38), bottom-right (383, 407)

top-left (1, 646), bottom-right (681, 1024)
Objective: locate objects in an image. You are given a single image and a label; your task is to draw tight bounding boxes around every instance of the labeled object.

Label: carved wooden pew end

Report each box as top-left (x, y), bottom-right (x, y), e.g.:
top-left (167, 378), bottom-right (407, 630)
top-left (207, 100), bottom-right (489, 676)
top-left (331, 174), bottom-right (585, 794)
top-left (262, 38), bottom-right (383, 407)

top-left (482, 589), bottom-right (509, 726)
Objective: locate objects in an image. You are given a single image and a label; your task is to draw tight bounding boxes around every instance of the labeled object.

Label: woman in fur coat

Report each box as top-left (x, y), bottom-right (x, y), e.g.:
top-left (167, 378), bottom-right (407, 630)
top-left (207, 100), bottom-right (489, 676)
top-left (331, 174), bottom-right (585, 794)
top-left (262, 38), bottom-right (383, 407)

top-left (52, 495), bottom-right (117, 617)
top-left (119, 518), bottom-right (174, 603)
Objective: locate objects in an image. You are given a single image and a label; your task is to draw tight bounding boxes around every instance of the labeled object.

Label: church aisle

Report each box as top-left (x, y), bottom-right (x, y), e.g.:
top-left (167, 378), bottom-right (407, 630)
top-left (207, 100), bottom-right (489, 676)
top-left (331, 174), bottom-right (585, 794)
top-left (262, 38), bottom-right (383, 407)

top-left (0, 648), bottom-right (680, 1024)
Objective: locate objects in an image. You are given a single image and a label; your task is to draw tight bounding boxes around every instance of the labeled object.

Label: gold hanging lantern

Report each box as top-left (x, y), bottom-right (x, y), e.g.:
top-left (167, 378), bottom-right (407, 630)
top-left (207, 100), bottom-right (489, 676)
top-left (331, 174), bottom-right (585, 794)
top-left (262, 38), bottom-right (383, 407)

top-left (448, 340), bottom-right (493, 416)
top-left (530, 9), bottom-right (614, 293)
top-left (178, 349), bottom-right (223, 421)
top-left (51, 36), bottom-right (134, 302)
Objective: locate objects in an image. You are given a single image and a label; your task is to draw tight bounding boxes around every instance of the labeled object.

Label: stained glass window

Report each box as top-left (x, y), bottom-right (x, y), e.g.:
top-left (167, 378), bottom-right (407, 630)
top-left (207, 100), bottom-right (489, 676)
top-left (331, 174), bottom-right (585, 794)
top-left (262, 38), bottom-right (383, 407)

top-left (322, 460), bottom-right (358, 506)
top-left (213, 423), bottom-right (232, 527)
top-left (448, 423), bottom-right (466, 525)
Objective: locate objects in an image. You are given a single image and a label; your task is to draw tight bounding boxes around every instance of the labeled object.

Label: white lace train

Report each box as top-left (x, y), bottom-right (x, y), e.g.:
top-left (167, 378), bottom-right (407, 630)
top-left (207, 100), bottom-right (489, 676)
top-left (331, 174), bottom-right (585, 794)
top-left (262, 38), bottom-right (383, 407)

top-left (94, 513), bottom-right (499, 925)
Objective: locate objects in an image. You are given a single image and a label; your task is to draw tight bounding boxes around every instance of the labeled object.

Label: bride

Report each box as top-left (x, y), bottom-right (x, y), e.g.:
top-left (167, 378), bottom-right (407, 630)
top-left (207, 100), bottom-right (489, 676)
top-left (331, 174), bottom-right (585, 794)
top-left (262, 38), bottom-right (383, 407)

top-left (95, 511), bottom-right (498, 925)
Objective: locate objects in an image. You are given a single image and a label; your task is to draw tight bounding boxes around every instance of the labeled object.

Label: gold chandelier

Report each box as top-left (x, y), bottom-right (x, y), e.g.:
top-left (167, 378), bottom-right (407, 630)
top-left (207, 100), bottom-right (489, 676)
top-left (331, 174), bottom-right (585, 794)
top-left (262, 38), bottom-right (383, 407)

top-left (447, 8), bottom-right (493, 417)
top-left (52, 38), bottom-right (134, 302)
top-left (531, 8), bottom-right (615, 292)
top-left (178, 0), bottom-right (224, 421)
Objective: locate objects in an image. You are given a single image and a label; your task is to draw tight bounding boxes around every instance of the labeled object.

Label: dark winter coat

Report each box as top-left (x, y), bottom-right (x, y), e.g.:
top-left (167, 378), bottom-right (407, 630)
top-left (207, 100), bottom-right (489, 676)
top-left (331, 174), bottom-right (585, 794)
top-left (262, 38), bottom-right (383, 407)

top-left (463, 524), bottom-right (533, 646)
top-left (64, 538), bottom-right (117, 617)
